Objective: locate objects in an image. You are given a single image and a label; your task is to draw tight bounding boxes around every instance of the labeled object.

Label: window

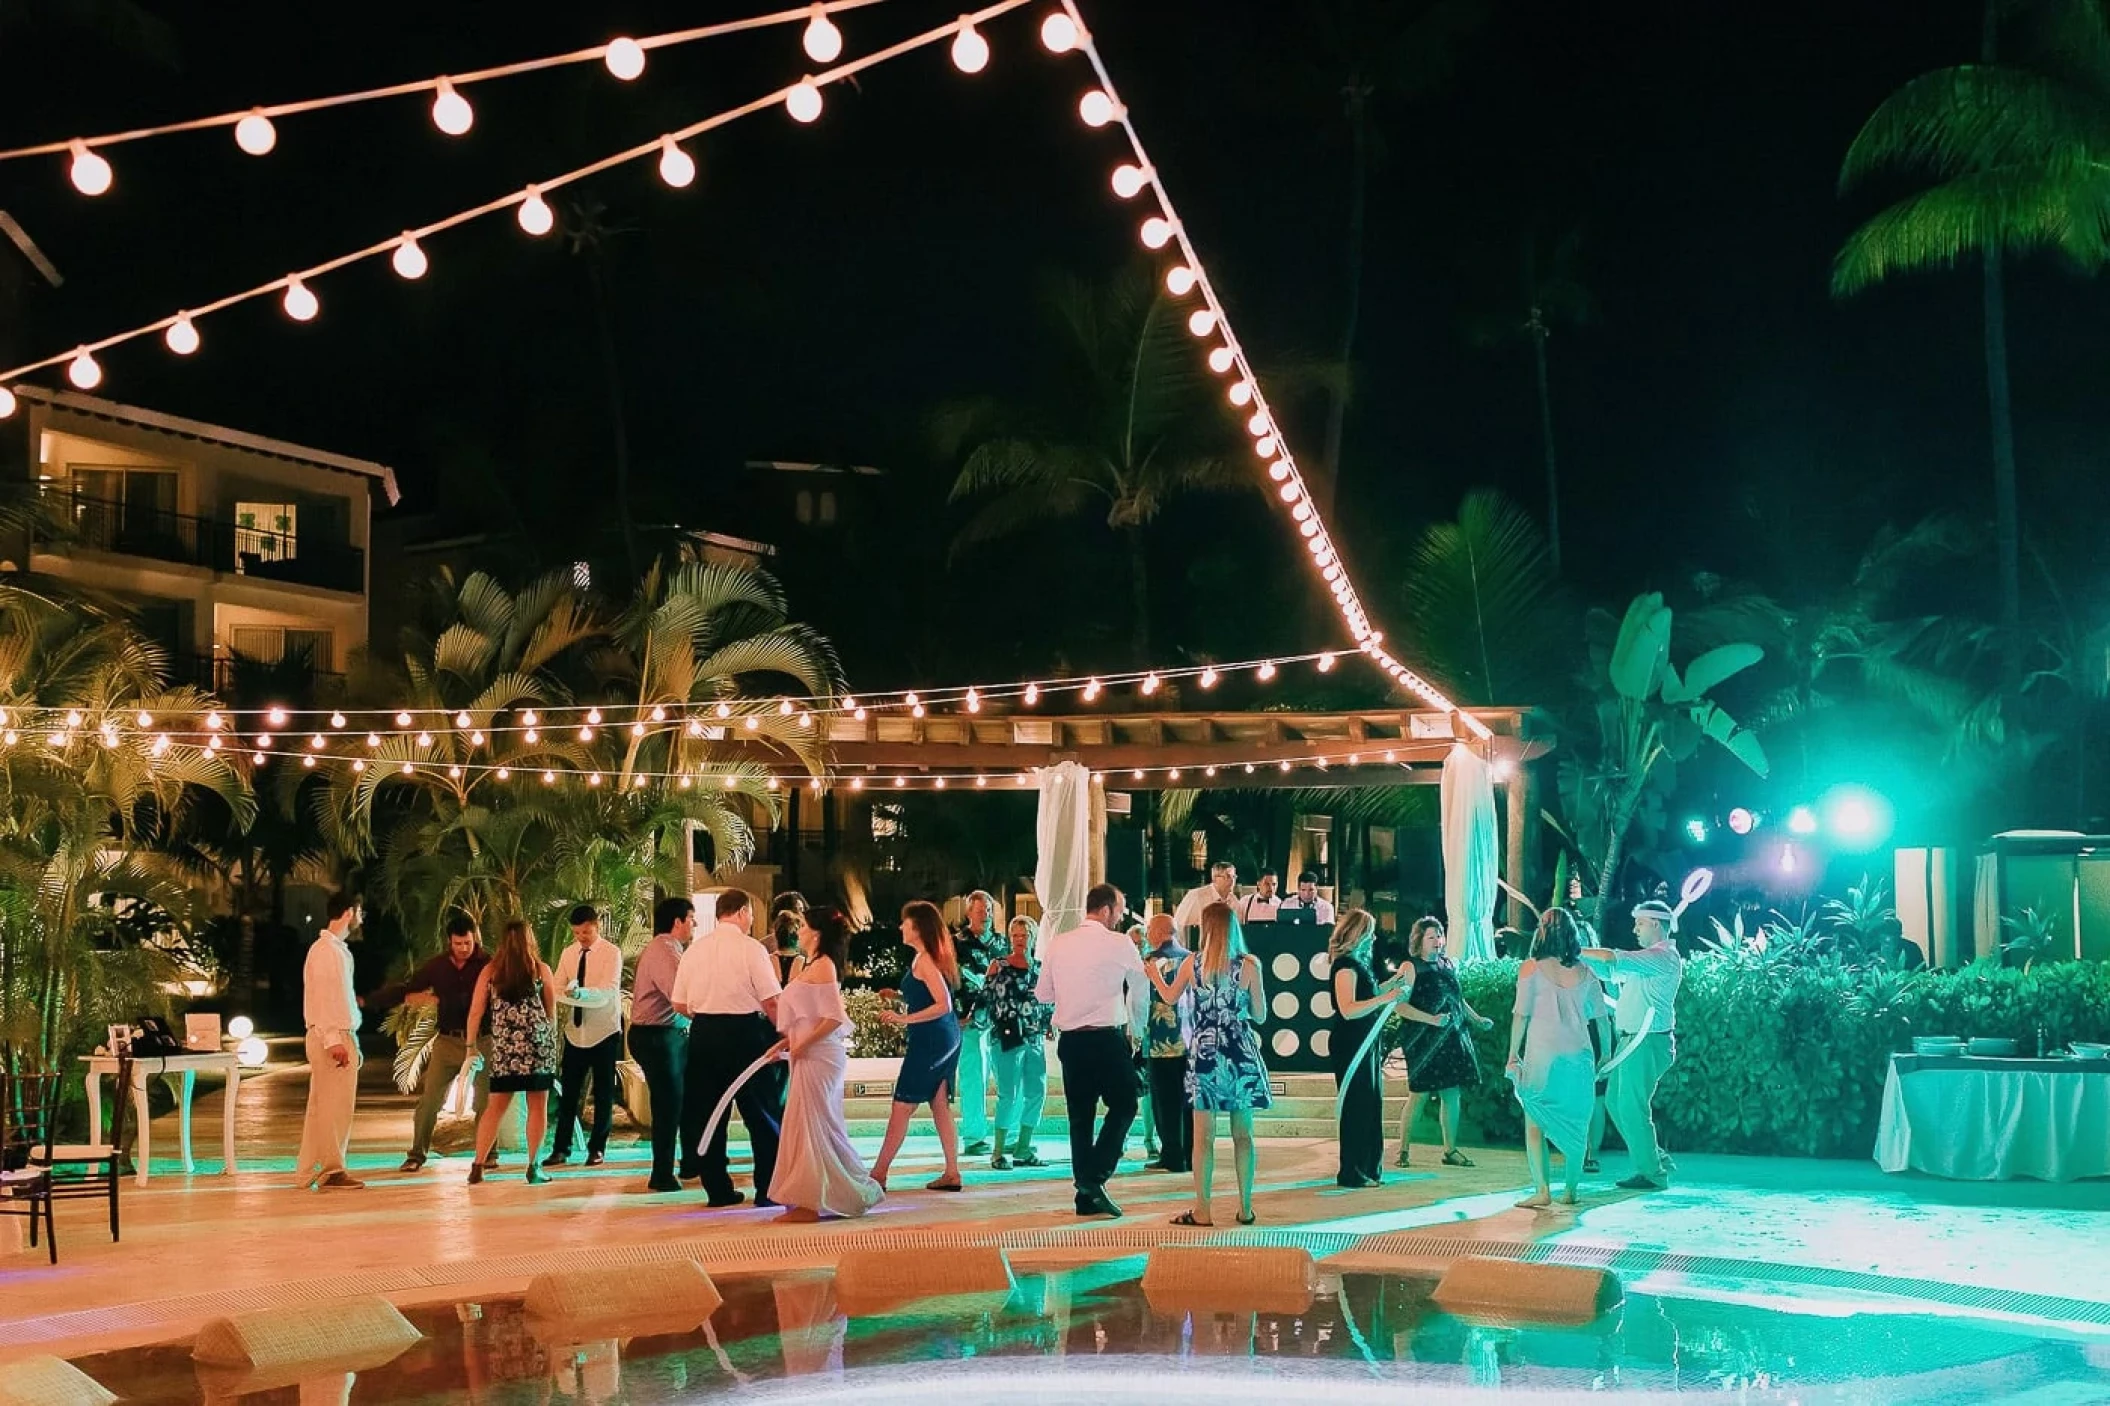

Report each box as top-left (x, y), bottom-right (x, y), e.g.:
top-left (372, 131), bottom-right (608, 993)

top-left (572, 560), bottom-right (592, 589)
top-left (795, 490), bottom-right (814, 525)
top-left (227, 625), bottom-right (334, 676)
top-left (872, 802), bottom-right (907, 873)
top-left (818, 490), bottom-right (837, 525)
top-left (69, 467), bottom-right (177, 548)
top-left (234, 501), bottom-right (297, 565)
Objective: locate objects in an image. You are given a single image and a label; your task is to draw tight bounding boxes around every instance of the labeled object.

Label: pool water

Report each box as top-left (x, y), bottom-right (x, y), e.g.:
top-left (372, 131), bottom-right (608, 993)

top-left (72, 1260), bottom-right (2110, 1404)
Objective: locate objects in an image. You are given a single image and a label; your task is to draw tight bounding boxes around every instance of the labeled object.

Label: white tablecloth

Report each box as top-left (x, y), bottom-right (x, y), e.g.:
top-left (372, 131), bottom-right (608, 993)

top-left (1875, 1054), bottom-right (2110, 1182)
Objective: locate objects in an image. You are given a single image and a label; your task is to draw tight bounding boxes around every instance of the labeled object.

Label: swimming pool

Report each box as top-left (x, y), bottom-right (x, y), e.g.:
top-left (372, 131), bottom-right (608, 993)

top-left (68, 1258), bottom-right (2110, 1404)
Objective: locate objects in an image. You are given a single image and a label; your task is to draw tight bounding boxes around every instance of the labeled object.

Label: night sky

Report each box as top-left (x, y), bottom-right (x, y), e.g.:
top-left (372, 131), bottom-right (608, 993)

top-left (4, 0), bottom-right (2101, 685)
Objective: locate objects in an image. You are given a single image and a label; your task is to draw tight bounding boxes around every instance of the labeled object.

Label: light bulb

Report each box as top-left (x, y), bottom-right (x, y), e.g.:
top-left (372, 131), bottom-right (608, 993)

top-left (205, 711), bottom-right (223, 731)
top-left (1258, 661), bottom-right (1278, 681)
top-left (1140, 216), bottom-right (1175, 249)
top-left (302, 753), bottom-right (316, 768)
top-left (518, 186), bottom-right (555, 236)
top-left (1247, 410), bottom-right (1272, 436)
top-left (1200, 667), bottom-right (1218, 688)
top-left (1292, 501), bottom-right (1313, 522)
top-left (352, 757), bottom-right (365, 772)
top-left (604, 37), bottom-right (646, 80)
top-left (1041, 12), bottom-right (1080, 51)
top-left (68, 141), bottom-right (112, 196)
top-left (1208, 346), bottom-right (1235, 374)
top-left (657, 135), bottom-right (696, 187)
top-left (1228, 380), bottom-right (1254, 406)
top-left (431, 78), bottom-right (474, 136)
top-left (367, 732), bottom-right (382, 748)
top-left (631, 722), bottom-right (646, 739)
top-left (1279, 481), bottom-right (1303, 503)
top-left (454, 711), bottom-right (471, 728)
top-left (470, 730), bottom-right (484, 746)
top-left (310, 734), bottom-right (326, 749)
top-left (165, 315), bottom-right (200, 356)
top-left (0, 387), bottom-right (14, 419)
top-left (1187, 308), bottom-right (1217, 336)
top-left (1165, 265), bottom-right (1197, 296)
top-left (415, 731), bottom-right (433, 747)
top-left (234, 110), bottom-right (276, 156)
top-left (394, 711), bottom-right (412, 727)
top-left (651, 704), bottom-right (668, 721)
top-left (786, 78), bottom-right (824, 123)
top-left (497, 767), bottom-right (510, 780)
top-left (1083, 678), bottom-right (1102, 701)
top-left (803, 5), bottom-right (843, 62)
top-left (521, 709), bottom-right (538, 726)
top-left (966, 688), bottom-right (981, 712)
top-left (1023, 683), bottom-right (1039, 705)
top-left (391, 235), bottom-right (428, 280)
top-left (135, 710), bottom-right (153, 728)
top-left (1111, 163), bottom-right (1149, 198)
top-left (1079, 90), bottom-right (1117, 127)
top-left (67, 349), bottom-right (102, 390)
top-left (1141, 673), bottom-right (1160, 694)
top-left (266, 705), bottom-right (288, 727)
top-left (778, 698), bottom-right (794, 715)
top-left (951, 19), bottom-right (989, 73)
top-left (330, 712), bottom-right (346, 728)
top-left (282, 277), bottom-right (319, 322)
top-left (1255, 434), bottom-right (1278, 457)
top-left (716, 702), bottom-right (733, 718)
top-left (578, 726), bottom-right (594, 742)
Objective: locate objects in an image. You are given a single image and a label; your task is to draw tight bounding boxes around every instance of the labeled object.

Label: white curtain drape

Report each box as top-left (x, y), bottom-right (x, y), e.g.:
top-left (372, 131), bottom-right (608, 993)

top-left (1033, 761), bottom-right (1092, 961)
top-left (1441, 744), bottom-right (1500, 963)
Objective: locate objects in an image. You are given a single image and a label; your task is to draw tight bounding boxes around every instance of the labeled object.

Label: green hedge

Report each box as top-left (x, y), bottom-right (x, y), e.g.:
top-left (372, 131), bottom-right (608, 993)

top-left (1413, 957), bottom-right (2110, 1160)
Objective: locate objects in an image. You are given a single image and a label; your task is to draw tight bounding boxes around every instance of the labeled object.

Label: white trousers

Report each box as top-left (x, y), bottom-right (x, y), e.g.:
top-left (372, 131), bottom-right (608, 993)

top-left (296, 1027), bottom-right (361, 1179)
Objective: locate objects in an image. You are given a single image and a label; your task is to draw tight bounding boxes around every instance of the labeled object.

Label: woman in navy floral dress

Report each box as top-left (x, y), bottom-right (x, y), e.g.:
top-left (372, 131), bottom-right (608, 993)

top-left (1148, 901), bottom-right (1270, 1226)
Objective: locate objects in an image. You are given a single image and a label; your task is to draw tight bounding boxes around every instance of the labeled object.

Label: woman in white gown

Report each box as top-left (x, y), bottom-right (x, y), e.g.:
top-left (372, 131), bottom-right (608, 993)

top-left (768, 906), bottom-right (884, 1222)
top-left (1504, 907), bottom-right (1611, 1208)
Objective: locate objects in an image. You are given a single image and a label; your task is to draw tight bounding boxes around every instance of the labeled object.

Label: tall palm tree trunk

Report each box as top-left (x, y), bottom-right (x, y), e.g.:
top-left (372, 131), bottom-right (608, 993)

top-left (1319, 92), bottom-right (1372, 520)
top-left (1125, 527), bottom-right (1153, 665)
top-left (1983, 1), bottom-right (2022, 685)
top-left (1531, 318), bottom-right (1561, 574)
top-left (587, 256), bottom-right (641, 581)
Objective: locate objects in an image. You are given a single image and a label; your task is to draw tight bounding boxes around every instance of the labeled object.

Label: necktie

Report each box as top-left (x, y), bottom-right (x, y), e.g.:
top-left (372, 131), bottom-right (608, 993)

top-left (571, 951), bottom-right (585, 1027)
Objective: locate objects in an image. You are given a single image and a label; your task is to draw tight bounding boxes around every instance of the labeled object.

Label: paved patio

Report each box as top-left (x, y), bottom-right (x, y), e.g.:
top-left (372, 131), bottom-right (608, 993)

top-left (5, 1049), bottom-right (2108, 1362)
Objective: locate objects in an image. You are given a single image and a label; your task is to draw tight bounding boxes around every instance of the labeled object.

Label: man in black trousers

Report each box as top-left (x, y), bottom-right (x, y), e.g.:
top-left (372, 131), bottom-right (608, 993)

top-left (671, 888), bottom-right (784, 1207)
top-left (628, 896), bottom-right (695, 1192)
top-left (1036, 883), bottom-right (1149, 1218)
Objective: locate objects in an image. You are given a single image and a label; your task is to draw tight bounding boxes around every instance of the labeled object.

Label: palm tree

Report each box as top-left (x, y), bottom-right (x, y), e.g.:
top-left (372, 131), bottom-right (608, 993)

top-left (1399, 488), bottom-right (1574, 707)
top-left (1466, 232), bottom-right (1593, 573)
top-left (563, 199), bottom-right (642, 580)
top-left (942, 266), bottom-right (1248, 663)
top-left (1304, 0), bottom-right (1492, 517)
top-left (1833, 0), bottom-right (2110, 675)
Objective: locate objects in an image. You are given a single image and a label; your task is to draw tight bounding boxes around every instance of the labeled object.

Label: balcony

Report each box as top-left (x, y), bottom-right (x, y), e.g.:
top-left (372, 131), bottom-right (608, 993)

top-left (37, 488), bottom-right (365, 595)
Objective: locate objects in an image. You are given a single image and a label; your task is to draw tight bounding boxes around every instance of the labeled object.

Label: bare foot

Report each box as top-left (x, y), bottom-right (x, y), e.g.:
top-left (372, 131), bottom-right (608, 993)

top-left (1515, 1191), bottom-right (1552, 1209)
top-left (774, 1206), bottom-right (822, 1223)
top-left (1556, 1188), bottom-right (1578, 1206)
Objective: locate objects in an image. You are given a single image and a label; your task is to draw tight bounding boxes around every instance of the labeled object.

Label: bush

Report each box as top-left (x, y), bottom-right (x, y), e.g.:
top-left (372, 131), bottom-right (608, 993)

top-left (844, 988), bottom-right (905, 1059)
top-left (1398, 956), bottom-right (2110, 1159)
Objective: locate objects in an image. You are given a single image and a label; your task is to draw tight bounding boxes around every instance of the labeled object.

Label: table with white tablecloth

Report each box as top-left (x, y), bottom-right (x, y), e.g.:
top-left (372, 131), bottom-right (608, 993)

top-left (1875, 1053), bottom-right (2110, 1182)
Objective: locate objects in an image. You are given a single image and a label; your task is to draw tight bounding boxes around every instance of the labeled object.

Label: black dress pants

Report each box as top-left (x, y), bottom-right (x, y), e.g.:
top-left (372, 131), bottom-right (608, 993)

top-left (1333, 1028), bottom-right (1384, 1185)
top-left (629, 1023), bottom-right (686, 1185)
top-left (552, 1031), bottom-right (621, 1157)
top-left (681, 1013), bottom-right (783, 1201)
top-left (1056, 1027), bottom-right (1139, 1194)
top-left (1149, 1056), bottom-right (1193, 1172)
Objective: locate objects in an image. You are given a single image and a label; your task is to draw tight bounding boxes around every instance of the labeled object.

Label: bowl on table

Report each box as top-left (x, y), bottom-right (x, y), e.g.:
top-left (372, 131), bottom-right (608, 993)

top-left (1912, 1036), bottom-right (1965, 1055)
top-left (2072, 1041), bottom-right (2110, 1060)
top-left (1966, 1037), bottom-right (2019, 1057)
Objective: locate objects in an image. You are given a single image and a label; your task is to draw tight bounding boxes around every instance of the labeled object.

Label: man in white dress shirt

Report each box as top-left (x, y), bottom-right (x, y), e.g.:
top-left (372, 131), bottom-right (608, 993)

top-left (1236, 869), bottom-right (1284, 925)
top-left (1278, 871), bottom-right (1336, 926)
top-left (673, 889), bottom-right (785, 1207)
top-left (545, 904), bottom-right (624, 1168)
top-left (296, 890), bottom-right (364, 1190)
top-left (1172, 862), bottom-right (1237, 942)
top-left (1037, 882), bottom-right (1149, 1218)
top-left (1580, 899), bottom-right (1685, 1190)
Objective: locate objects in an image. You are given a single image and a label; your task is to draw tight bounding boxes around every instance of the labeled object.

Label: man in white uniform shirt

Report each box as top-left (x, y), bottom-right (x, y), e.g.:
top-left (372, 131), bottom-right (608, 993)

top-left (1037, 882), bottom-right (1149, 1218)
top-left (546, 904), bottom-right (624, 1167)
top-left (1172, 862), bottom-right (1237, 941)
top-left (673, 889), bottom-right (784, 1207)
top-left (1278, 871), bottom-right (1336, 926)
top-left (297, 890), bottom-right (364, 1190)
top-left (1236, 869), bottom-right (1284, 924)
top-left (1580, 899), bottom-right (1685, 1190)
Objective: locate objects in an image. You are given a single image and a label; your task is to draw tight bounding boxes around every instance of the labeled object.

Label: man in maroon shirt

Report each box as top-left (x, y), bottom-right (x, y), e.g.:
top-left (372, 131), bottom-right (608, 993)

top-left (370, 914), bottom-right (489, 1172)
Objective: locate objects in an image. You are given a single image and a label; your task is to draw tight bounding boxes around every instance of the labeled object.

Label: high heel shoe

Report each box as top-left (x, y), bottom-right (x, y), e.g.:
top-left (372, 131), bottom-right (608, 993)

top-left (525, 1162), bottom-right (551, 1185)
top-left (468, 1161), bottom-right (484, 1185)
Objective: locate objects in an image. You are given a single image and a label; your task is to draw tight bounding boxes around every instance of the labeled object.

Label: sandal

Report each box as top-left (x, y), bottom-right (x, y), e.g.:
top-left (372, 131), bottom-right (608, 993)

top-left (926, 1176), bottom-right (964, 1192)
top-left (1171, 1210), bottom-right (1214, 1227)
top-left (1394, 1150), bottom-right (1411, 1168)
top-left (1236, 1210), bottom-right (1256, 1226)
top-left (1442, 1149), bottom-right (1476, 1168)
top-left (1015, 1151), bottom-right (1047, 1168)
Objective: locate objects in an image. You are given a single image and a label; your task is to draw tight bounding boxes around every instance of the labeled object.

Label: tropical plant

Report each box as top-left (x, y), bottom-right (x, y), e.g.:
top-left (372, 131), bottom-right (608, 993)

top-left (1832, 0), bottom-right (2110, 668)
top-left (1999, 905), bottom-right (2061, 968)
top-left (940, 265), bottom-right (1251, 663)
top-left (1399, 488), bottom-right (1573, 707)
top-left (1559, 593), bottom-right (1768, 913)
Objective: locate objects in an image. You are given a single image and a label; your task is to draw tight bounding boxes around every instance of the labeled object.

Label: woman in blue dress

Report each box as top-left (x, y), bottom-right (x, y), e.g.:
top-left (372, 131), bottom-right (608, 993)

top-left (873, 899), bottom-right (964, 1192)
top-left (1148, 901), bottom-right (1270, 1226)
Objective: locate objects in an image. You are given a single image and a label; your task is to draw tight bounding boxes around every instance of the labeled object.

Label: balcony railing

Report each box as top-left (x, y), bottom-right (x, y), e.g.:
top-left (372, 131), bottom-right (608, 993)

top-left (164, 651), bottom-right (344, 695)
top-left (36, 488), bottom-right (365, 595)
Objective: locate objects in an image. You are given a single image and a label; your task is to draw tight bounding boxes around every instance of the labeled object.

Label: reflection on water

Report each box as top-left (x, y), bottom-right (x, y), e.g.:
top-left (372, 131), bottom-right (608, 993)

top-left (73, 1263), bottom-right (2102, 1405)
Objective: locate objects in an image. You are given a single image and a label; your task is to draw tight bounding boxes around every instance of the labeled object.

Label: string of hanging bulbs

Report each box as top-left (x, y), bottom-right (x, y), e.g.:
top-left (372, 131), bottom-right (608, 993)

top-left (0, 0), bottom-right (1482, 737)
top-left (2, 1), bottom-right (889, 181)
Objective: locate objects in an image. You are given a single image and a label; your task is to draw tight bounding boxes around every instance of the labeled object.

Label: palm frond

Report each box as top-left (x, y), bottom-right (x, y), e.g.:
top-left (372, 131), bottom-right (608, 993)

top-left (1834, 156), bottom-right (2110, 290)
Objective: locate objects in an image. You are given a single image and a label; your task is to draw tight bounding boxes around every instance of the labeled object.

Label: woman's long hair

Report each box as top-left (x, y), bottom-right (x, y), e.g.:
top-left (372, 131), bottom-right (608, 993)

top-left (1328, 908), bottom-right (1377, 962)
top-left (489, 919), bottom-right (538, 1002)
top-left (1197, 901), bottom-right (1247, 985)
top-left (1534, 907), bottom-right (1582, 967)
top-left (902, 900), bottom-right (960, 989)
top-left (803, 906), bottom-right (851, 975)
top-left (1407, 916), bottom-right (1446, 961)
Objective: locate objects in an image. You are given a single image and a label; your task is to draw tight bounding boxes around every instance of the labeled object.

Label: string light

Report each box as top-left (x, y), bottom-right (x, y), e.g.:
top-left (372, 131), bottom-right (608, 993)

top-left (1111, 162), bottom-right (1148, 198)
top-left (234, 110), bottom-right (276, 155)
top-left (1082, 678), bottom-right (1101, 702)
top-left (0, 387), bottom-right (13, 419)
top-left (652, 704), bottom-right (669, 721)
top-left (1257, 661), bottom-right (1276, 681)
top-left (951, 18), bottom-right (990, 73)
top-left (803, 3), bottom-right (844, 61)
top-left (1164, 265), bottom-right (1196, 296)
top-left (282, 277), bottom-right (319, 322)
top-left (657, 135), bottom-right (696, 187)
top-left (431, 79), bottom-right (474, 136)
top-left (1078, 90), bottom-right (1116, 127)
top-left (68, 141), bottom-right (111, 195)
top-left (165, 315), bottom-right (200, 356)
top-left (786, 78), bottom-right (825, 123)
top-left (67, 349), bottom-right (101, 390)
top-left (518, 185), bottom-right (555, 236)
top-left (390, 235), bottom-right (429, 280)
top-left (604, 37), bottom-right (647, 81)
top-left (1040, 11), bottom-right (1079, 50)
top-left (330, 712), bottom-right (346, 728)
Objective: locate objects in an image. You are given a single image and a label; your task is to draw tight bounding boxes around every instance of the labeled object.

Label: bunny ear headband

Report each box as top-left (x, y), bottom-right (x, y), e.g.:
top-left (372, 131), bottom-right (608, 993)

top-left (1632, 869), bottom-right (1713, 934)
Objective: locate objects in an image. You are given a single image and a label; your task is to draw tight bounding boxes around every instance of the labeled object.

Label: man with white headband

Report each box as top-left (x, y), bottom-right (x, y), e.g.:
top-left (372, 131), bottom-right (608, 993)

top-left (1579, 897), bottom-right (1684, 1190)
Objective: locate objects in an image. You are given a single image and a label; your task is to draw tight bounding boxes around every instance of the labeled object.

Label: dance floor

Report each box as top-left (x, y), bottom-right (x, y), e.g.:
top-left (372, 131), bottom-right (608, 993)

top-left (5, 1051), bottom-right (2108, 1362)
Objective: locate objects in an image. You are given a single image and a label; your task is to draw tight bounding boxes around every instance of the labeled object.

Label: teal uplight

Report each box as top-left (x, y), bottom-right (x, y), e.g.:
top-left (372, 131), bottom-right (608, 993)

top-left (1786, 805), bottom-right (1819, 836)
top-left (1822, 785), bottom-right (1892, 851)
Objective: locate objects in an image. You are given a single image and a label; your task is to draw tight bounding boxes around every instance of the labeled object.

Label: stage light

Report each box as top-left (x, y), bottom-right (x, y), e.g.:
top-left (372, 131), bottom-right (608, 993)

top-left (1823, 785), bottom-right (1892, 849)
top-left (1727, 806), bottom-right (1756, 835)
top-left (1684, 816), bottom-right (1708, 844)
top-left (1786, 805), bottom-right (1818, 836)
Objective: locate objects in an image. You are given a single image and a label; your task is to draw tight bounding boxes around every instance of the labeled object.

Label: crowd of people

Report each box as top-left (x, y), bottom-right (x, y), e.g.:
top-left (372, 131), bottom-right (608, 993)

top-left (292, 877), bottom-right (1686, 1221)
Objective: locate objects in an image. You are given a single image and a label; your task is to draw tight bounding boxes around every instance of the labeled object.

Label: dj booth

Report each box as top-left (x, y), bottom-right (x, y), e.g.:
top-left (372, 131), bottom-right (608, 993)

top-left (1188, 912), bottom-right (1334, 1073)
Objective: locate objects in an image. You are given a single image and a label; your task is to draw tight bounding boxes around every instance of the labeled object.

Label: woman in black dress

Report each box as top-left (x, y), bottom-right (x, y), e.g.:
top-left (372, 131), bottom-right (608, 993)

top-left (770, 892), bottom-right (809, 986)
top-left (1393, 916), bottom-right (1494, 1168)
top-left (1328, 909), bottom-right (1407, 1187)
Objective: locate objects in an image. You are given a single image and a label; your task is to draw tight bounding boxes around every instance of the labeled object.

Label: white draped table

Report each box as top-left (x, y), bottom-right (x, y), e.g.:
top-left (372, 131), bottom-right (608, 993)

top-left (81, 1051), bottom-right (243, 1186)
top-left (1875, 1053), bottom-right (2110, 1182)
